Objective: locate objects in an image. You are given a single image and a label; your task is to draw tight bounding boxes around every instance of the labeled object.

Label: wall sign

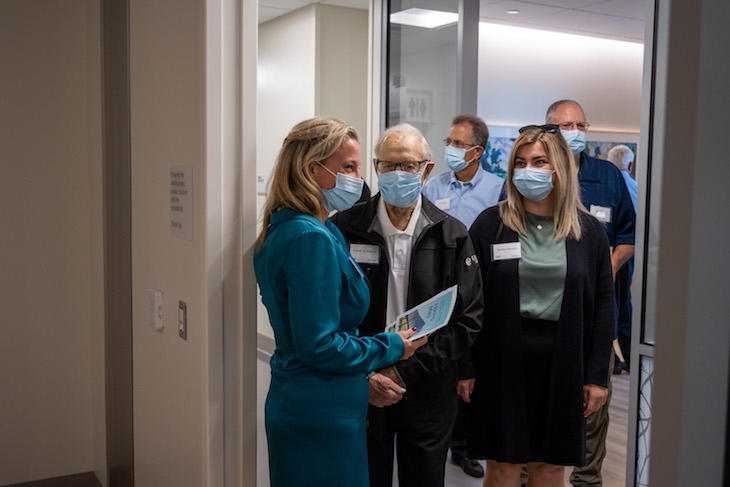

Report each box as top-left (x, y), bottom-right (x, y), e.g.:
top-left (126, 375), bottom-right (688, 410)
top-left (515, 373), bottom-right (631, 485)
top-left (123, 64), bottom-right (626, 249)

top-left (170, 166), bottom-right (193, 240)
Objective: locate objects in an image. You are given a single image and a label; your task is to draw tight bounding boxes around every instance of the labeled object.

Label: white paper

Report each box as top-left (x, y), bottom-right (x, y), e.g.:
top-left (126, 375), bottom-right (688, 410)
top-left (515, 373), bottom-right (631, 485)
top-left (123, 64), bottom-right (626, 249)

top-left (385, 284), bottom-right (458, 340)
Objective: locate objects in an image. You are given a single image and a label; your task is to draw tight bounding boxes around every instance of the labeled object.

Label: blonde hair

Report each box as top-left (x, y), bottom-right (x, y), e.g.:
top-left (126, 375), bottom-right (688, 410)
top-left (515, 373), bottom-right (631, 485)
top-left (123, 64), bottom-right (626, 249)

top-left (256, 117), bottom-right (359, 248)
top-left (499, 127), bottom-right (586, 240)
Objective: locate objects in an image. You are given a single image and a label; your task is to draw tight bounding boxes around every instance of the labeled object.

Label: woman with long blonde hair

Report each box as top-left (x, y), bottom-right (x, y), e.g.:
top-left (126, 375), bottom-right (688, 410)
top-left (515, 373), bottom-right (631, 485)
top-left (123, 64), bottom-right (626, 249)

top-left (467, 125), bottom-right (614, 487)
top-left (255, 117), bottom-right (426, 487)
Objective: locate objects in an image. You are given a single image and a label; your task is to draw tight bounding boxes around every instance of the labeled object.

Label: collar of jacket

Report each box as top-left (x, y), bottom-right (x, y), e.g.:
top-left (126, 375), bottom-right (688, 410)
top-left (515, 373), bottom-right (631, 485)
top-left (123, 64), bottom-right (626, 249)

top-left (348, 194), bottom-right (447, 239)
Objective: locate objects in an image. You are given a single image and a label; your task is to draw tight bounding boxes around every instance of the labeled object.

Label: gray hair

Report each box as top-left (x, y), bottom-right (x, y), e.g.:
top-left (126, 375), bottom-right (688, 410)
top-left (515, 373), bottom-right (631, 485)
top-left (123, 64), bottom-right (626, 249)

top-left (546, 99), bottom-right (583, 123)
top-left (452, 114), bottom-right (490, 148)
top-left (374, 123), bottom-right (432, 161)
top-left (607, 144), bottom-right (634, 171)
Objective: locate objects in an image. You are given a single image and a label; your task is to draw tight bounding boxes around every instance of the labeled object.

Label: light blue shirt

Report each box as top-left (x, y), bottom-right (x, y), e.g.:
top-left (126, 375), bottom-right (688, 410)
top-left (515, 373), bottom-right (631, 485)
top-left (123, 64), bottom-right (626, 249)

top-left (422, 167), bottom-right (504, 229)
top-left (621, 171), bottom-right (639, 212)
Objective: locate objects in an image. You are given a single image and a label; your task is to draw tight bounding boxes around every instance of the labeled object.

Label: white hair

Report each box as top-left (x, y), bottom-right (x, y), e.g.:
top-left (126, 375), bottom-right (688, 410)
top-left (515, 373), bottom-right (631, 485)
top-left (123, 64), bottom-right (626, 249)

top-left (373, 123), bottom-right (432, 161)
top-left (607, 144), bottom-right (634, 171)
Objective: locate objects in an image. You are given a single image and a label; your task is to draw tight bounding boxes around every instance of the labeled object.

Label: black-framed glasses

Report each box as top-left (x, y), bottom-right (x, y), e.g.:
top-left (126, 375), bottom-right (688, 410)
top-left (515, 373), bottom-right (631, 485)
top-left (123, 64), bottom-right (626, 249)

top-left (376, 160), bottom-right (429, 173)
top-left (518, 124), bottom-right (560, 134)
top-left (443, 138), bottom-right (476, 150)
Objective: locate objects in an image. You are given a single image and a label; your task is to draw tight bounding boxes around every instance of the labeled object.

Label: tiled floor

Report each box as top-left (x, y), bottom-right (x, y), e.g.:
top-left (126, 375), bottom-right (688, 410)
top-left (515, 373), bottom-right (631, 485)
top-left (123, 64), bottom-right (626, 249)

top-left (256, 355), bottom-right (629, 487)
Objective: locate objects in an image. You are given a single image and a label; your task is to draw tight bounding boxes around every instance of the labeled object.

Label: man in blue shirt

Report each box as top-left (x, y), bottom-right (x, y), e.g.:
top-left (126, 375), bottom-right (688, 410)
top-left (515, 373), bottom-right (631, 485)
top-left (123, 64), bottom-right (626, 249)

top-left (423, 115), bottom-right (502, 479)
top-left (608, 144), bottom-right (638, 211)
top-left (423, 115), bottom-right (504, 229)
top-left (547, 99), bottom-right (636, 487)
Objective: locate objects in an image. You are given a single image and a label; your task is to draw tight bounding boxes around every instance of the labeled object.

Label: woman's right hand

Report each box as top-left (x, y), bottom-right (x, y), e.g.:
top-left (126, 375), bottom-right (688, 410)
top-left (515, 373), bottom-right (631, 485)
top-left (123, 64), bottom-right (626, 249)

top-left (396, 328), bottom-right (428, 360)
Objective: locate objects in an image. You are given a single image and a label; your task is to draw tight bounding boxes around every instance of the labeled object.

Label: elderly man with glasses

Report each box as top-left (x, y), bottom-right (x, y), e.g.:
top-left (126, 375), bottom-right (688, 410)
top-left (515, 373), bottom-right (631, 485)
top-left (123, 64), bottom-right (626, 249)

top-left (331, 123), bottom-right (484, 487)
top-left (422, 114), bottom-right (505, 230)
top-left (546, 99), bottom-right (636, 487)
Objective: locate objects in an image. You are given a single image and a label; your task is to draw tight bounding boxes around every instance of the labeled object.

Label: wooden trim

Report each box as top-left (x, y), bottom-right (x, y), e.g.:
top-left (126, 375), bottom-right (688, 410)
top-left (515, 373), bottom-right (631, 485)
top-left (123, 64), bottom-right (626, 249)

top-left (3, 472), bottom-right (102, 487)
top-left (101, 0), bottom-right (134, 486)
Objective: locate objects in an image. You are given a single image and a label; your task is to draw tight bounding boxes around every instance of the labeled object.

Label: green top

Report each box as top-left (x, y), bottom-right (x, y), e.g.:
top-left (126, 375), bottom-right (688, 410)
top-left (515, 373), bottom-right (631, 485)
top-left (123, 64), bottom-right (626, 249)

top-left (518, 212), bottom-right (567, 321)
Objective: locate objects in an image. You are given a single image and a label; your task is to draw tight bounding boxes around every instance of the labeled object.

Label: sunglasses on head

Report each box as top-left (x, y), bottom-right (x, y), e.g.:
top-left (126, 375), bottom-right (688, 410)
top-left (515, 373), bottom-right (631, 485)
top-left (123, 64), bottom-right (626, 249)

top-left (518, 124), bottom-right (560, 134)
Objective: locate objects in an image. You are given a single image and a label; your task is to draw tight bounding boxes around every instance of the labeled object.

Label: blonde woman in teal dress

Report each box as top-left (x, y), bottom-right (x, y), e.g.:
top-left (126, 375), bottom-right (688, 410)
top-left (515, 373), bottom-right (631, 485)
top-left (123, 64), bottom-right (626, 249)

top-left (255, 117), bottom-right (426, 487)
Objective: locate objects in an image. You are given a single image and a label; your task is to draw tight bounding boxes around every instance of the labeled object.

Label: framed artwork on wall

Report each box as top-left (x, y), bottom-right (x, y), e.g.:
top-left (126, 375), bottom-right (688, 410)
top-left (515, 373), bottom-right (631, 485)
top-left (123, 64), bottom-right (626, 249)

top-left (482, 126), bottom-right (640, 179)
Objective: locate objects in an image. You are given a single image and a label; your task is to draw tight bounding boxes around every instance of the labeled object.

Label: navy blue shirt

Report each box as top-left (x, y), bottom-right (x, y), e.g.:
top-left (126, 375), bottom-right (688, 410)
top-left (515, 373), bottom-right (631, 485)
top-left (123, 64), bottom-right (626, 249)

top-left (578, 153), bottom-right (635, 249)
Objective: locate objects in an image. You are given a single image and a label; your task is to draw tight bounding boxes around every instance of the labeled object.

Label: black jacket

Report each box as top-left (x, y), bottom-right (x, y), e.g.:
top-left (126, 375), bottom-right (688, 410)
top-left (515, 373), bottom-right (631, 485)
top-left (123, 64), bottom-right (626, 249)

top-left (467, 206), bottom-right (614, 462)
top-left (331, 195), bottom-right (483, 398)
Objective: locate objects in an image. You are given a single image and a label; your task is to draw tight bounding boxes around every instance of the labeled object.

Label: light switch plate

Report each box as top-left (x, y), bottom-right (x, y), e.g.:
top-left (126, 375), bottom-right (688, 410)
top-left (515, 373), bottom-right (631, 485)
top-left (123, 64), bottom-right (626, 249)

top-left (148, 289), bottom-right (164, 331)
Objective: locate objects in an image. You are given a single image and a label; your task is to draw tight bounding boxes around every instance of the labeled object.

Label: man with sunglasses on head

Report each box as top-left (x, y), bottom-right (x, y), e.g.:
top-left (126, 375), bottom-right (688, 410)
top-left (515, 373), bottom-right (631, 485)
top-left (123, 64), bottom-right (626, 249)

top-left (331, 123), bottom-right (483, 487)
top-left (423, 114), bottom-right (504, 229)
top-left (546, 99), bottom-right (636, 487)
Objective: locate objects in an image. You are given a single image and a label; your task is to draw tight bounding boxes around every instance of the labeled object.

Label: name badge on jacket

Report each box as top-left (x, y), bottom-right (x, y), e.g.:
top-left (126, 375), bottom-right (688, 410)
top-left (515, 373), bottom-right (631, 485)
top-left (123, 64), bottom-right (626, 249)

top-left (491, 242), bottom-right (521, 261)
top-left (590, 204), bottom-right (612, 223)
top-left (350, 243), bottom-right (380, 265)
top-left (435, 198), bottom-right (450, 211)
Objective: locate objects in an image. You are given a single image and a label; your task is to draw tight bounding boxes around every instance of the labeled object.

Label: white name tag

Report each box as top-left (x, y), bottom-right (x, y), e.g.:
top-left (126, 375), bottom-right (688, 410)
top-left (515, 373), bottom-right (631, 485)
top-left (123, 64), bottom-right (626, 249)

top-left (350, 243), bottom-right (380, 265)
top-left (491, 242), bottom-right (521, 261)
top-left (590, 205), bottom-right (612, 223)
top-left (435, 198), bottom-right (450, 211)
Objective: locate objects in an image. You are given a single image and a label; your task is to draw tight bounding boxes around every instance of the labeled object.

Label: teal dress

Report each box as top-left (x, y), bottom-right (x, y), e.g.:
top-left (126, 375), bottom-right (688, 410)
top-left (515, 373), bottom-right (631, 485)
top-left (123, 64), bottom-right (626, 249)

top-left (254, 209), bottom-right (405, 487)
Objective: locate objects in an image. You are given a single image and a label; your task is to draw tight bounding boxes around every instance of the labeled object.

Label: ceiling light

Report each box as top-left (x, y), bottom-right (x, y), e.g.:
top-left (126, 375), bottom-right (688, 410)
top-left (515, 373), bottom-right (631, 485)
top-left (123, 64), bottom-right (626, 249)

top-left (390, 8), bottom-right (459, 29)
top-left (507, 10), bottom-right (520, 15)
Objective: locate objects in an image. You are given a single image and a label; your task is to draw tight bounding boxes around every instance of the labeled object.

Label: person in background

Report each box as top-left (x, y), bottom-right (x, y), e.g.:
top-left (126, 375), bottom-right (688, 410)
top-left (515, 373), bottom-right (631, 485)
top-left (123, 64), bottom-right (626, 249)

top-left (331, 123), bottom-right (483, 487)
top-left (423, 114), bottom-right (504, 478)
top-left (547, 100), bottom-right (635, 487)
top-left (607, 144), bottom-right (637, 211)
top-left (468, 124), bottom-right (614, 487)
top-left (423, 114), bottom-right (504, 229)
top-left (607, 144), bottom-right (639, 370)
top-left (254, 117), bottom-right (426, 487)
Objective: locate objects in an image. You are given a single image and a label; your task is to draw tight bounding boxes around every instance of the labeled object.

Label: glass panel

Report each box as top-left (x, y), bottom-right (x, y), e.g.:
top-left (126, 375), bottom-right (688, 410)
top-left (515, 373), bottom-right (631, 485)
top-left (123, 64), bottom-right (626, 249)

top-left (636, 355), bottom-right (654, 486)
top-left (387, 0), bottom-right (460, 170)
top-left (640, 157), bottom-right (660, 346)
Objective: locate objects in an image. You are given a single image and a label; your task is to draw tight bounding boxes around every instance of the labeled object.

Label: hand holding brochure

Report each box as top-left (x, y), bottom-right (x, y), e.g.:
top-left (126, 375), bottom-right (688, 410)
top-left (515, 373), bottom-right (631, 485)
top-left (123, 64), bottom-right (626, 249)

top-left (385, 284), bottom-right (458, 340)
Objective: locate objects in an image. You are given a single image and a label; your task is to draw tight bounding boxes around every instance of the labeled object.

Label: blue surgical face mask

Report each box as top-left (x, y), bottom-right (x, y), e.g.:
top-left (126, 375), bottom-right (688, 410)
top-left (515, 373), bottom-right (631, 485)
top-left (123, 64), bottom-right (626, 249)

top-left (318, 163), bottom-right (364, 212)
top-left (444, 145), bottom-right (476, 173)
top-left (377, 170), bottom-right (423, 208)
top-left (512, 168), bottom-right (554, 201)
top-left (561, 129), bottom-right (587, 155)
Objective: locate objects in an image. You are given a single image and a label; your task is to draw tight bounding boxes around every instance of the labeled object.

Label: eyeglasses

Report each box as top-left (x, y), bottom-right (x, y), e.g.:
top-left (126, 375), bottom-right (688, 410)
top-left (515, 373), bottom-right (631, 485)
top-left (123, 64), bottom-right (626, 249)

top-left (376, 160), bottom-right (429, 173)
top-left (557, 122), bottom-right (590, 131)
top-left (443, 138), bottom-right (477, 150)
top-left (518, 124), bottom-right (560, 134)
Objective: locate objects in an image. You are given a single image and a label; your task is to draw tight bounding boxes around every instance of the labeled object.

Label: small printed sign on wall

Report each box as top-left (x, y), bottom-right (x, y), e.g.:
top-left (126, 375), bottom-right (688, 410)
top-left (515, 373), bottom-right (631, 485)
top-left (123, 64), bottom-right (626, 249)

top-left (170, 166), bottom-right (193, 240)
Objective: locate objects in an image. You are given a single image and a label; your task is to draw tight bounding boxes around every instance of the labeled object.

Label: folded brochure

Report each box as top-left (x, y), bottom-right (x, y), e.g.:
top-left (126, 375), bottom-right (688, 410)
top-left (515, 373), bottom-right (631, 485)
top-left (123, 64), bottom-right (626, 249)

top-left (385, 284), bottom-right (458, 340)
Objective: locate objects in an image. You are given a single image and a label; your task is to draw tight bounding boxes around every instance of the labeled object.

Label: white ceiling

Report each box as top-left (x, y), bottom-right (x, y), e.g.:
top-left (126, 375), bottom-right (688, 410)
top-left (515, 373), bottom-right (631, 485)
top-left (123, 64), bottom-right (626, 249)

top-left (259, 0), bottom-right (646, 43)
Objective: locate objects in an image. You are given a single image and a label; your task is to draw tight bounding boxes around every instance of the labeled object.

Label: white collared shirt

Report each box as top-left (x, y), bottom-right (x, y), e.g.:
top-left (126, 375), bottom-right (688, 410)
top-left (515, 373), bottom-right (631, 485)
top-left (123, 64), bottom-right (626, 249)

top-left (376, 196), bottom-right (423, 325)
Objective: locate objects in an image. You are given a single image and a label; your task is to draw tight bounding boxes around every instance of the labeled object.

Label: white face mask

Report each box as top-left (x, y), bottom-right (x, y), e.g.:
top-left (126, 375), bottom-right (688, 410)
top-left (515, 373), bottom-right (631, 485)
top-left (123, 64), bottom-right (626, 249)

top-left (561, 129), bottom-right (587, 155)
top-left (512, 168), bottom-right (554, 201)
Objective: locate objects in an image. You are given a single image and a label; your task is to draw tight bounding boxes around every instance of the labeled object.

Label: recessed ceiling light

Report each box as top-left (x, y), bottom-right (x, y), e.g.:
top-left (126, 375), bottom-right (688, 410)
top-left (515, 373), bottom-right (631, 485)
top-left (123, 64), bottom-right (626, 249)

top-left (390, 8), bottom-right (459, 29)
top-left (507, 10), bottom-right (520, 15)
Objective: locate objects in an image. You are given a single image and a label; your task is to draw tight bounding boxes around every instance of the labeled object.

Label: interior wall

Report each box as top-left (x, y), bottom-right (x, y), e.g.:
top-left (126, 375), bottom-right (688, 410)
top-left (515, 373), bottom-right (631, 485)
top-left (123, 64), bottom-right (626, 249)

top-left (477, 22), bottom-right (644, 133)
top-left (130, 0), bottom-right (218, 484)
top-left (0, 0), bottom-right (104, 484)
top-left (256, 4), bottom-right (369, 341)
top-left (316, 5), bottom-right (369, 161)
top-left (649, 0), bottom-right (730, 484)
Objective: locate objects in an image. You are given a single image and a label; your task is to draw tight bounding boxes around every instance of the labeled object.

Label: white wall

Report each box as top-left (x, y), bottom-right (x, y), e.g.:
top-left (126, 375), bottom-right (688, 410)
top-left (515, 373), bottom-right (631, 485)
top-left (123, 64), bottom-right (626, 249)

top-left (0, 0), bottom-right (105, 484)
top-left (478, 22), bottom-right (644, 133)
top-left (648, 0), bottom-right (730, 484)
top-left (130, 0), bottom-right (231, 484)
top-left (256, 4), bottom-right (369, 341)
